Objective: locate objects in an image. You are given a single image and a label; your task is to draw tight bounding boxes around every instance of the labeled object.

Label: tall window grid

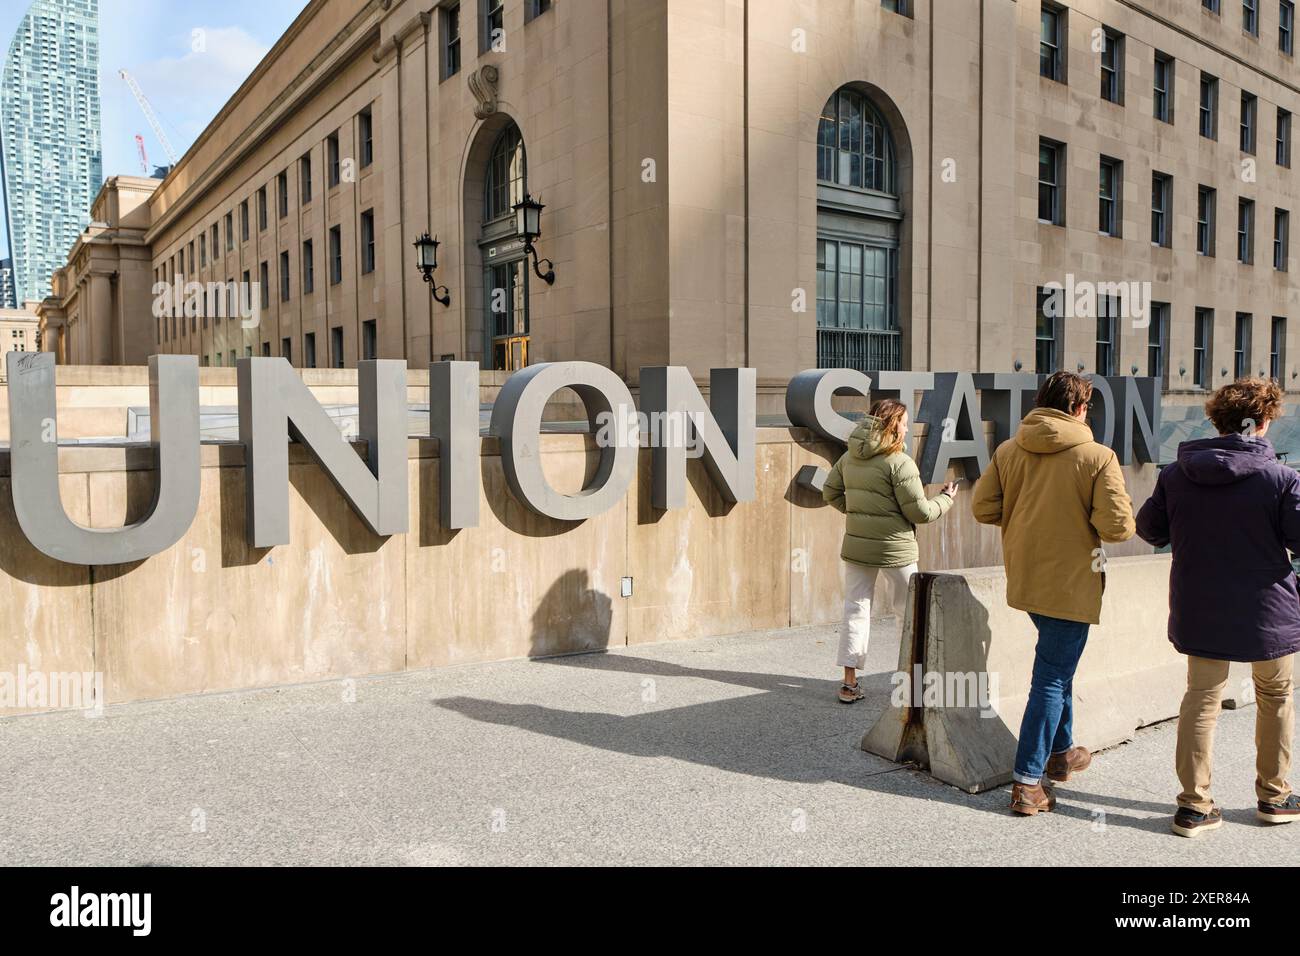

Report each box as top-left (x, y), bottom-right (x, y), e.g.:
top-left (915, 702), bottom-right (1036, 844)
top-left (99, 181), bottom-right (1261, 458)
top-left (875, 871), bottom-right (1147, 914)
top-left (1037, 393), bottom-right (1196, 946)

top-left (1100, 28), bottom-right (1124, 104)
top-left (1194, 308), bottom-right (1214, 387)
top-left (1153, 52), bottom-right (1173, 122)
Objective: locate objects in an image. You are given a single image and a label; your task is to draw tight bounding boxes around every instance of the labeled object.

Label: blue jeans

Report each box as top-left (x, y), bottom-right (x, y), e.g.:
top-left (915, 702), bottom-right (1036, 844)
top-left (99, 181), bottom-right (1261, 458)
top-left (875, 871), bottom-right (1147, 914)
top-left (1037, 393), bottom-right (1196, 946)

top-left (1013, 613), bottom-right (1091, 785)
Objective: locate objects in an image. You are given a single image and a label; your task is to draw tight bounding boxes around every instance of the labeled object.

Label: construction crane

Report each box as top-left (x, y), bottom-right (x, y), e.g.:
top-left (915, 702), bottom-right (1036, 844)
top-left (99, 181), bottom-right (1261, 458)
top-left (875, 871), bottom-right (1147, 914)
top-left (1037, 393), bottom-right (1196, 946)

top-left (134, 134), bottom-right (149, 176)
top-left (119, 69), bottom-right (179, 166)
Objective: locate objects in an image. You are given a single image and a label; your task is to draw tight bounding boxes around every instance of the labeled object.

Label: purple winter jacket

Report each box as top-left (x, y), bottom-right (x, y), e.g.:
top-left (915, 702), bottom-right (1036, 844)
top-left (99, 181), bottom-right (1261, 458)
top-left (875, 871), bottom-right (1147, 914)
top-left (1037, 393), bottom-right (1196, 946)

top-left (1136, 434), bottom-right (1300, 662)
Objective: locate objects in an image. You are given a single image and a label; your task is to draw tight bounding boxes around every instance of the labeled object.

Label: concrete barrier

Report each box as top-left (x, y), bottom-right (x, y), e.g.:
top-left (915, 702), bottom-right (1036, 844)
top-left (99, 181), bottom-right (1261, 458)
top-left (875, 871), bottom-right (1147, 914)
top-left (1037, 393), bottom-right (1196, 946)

top-left (862, 554), bottom-right (1252, 793)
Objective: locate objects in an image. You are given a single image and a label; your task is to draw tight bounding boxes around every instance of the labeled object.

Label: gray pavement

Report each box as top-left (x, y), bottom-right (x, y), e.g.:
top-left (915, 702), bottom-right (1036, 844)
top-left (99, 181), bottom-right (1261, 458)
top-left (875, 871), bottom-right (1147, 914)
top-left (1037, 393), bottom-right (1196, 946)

top-left (0, 618), bottom-right (1295, 866)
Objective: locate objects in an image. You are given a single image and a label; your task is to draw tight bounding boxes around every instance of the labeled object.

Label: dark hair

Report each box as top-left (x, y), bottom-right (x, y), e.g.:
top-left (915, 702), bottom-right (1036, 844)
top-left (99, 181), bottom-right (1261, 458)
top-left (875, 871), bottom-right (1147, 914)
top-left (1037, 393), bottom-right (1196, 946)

top-left (1035, 371), bottom-right (1093, 414)
top-left (1204, 377), bottom-right (1284, 435)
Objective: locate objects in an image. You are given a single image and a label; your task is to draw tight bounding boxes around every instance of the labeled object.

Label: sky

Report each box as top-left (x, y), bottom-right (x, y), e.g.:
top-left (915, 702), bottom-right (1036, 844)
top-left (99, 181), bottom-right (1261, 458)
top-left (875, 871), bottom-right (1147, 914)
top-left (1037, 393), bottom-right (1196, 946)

top-left (0, 0), bottom-right (310, 260)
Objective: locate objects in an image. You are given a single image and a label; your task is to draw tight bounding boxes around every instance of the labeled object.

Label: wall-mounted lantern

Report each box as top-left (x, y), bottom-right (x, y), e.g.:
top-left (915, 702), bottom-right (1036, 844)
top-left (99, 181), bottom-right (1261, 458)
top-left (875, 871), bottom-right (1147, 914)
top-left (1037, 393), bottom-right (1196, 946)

top-left (1013, 358), bottom-right (1023, 372)
top-left (512, 193), bottom-right (555, 285)
top-left (413, 232), bottom-right (451, 306)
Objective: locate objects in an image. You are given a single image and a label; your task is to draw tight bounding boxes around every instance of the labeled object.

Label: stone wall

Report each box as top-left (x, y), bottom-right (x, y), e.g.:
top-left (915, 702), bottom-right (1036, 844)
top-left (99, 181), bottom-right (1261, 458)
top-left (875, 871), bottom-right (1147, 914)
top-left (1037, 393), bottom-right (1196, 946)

top-left (0, 423), bottom-right (1157, 717)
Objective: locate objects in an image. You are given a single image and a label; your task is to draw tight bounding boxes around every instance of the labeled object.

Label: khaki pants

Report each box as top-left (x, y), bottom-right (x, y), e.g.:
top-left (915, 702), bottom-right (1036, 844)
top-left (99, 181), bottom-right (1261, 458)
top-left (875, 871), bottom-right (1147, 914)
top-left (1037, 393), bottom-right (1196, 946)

top-left (1176, 654), bottom-right (1295, 813)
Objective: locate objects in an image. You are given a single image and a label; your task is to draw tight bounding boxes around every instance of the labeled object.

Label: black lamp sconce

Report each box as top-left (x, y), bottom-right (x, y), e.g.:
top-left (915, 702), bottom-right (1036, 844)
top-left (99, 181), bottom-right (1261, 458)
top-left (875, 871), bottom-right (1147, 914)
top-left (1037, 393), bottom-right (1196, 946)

top-left (1076, 362), bottom-right (1085, 373)
top-left (1013, 358), bottom-right (1023, 371)
top-left (413, 232), bottom-right (451, 306)
top-left (512, 193), bottom-right (555, 285)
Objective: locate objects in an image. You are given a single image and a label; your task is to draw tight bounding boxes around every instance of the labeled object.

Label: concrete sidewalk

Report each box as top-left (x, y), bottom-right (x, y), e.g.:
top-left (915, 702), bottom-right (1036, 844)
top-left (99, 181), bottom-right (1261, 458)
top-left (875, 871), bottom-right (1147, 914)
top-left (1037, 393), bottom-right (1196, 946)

top-left (0, 619), bottom-right (1294, 866)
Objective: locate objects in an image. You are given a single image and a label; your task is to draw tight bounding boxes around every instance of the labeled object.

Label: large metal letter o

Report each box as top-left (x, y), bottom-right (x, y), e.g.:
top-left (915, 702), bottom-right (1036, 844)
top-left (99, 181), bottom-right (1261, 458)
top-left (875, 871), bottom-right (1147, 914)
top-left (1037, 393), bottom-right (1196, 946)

top-left (489, 362), bottom-right (638, 521)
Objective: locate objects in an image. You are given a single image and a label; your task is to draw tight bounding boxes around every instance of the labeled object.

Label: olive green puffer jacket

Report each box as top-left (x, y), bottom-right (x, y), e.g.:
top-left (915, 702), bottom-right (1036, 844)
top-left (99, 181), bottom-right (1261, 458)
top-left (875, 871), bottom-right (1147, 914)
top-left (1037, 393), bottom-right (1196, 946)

top-left (822, 416), bottom-right (954, 568)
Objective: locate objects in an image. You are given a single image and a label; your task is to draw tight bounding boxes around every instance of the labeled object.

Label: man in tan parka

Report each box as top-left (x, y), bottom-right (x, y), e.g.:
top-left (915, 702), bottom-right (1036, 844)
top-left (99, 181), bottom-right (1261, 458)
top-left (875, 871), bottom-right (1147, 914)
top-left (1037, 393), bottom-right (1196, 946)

top-left (971, 371), bottom-right (1135, 816)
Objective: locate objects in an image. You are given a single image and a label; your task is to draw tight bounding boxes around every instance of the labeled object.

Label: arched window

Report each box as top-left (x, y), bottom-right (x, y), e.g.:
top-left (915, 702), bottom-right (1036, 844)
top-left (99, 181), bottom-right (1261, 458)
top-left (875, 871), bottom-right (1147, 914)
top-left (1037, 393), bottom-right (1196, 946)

top-left (484, 123), bottom-right (525, 222)
top-left (815, 86), bottom-right (903, 372)
top-left (817, 88), bottom-right (895, 194)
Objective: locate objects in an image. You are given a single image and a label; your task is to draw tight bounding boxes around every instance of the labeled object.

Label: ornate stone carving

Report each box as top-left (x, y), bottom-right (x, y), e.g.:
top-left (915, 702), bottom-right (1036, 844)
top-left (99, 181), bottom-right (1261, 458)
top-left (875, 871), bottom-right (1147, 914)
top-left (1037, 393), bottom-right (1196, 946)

top-left (468, 65), bottom-right (499, 120)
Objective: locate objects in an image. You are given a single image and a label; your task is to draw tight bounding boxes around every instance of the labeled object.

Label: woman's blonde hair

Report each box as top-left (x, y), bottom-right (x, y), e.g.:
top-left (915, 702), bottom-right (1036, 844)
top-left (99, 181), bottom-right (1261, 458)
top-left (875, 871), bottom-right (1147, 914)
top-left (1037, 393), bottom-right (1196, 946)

top-left (868, 399), bottom-right (908, 456)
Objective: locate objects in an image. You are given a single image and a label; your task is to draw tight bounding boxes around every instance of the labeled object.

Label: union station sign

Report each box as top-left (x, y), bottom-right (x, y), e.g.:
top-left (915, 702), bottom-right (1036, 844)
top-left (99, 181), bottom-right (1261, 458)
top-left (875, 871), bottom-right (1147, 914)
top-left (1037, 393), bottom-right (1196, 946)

top-left (3, 353), bottom-right (1160, 567)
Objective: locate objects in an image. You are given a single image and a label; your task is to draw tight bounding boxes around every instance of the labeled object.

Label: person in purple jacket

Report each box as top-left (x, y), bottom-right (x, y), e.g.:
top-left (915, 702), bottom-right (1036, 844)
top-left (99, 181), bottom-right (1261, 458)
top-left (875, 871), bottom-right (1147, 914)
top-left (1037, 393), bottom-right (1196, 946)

top-left (1137, 378), bottom-right (1300, 838)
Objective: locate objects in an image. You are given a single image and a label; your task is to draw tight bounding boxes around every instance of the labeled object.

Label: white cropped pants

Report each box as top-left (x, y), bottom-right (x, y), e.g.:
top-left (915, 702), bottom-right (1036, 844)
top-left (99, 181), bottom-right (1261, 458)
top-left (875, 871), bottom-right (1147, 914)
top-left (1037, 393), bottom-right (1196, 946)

top-left (836, 561), bottom-right (917, 672)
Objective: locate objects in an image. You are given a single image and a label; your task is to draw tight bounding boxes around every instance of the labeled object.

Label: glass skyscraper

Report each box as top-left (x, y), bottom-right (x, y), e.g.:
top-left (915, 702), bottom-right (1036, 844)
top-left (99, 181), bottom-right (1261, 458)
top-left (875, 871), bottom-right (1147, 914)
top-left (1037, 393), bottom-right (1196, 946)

top-left (0, 0), bottom-right (102, 306)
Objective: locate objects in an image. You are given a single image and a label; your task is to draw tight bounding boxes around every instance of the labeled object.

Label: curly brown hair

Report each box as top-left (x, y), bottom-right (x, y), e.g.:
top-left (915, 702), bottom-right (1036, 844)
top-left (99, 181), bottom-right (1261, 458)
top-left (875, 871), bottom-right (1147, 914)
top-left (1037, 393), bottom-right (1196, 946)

top-left (1205, 377), bottom-right (1284, 435)
top-left (868, 399), bottom-right (908, 456)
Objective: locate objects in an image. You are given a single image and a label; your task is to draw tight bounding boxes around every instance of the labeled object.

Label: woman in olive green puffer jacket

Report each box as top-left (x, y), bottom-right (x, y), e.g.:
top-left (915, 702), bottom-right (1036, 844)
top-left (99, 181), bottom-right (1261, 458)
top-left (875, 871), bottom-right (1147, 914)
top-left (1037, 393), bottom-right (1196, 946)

top-left (822, 399), bottom-right (957, 703)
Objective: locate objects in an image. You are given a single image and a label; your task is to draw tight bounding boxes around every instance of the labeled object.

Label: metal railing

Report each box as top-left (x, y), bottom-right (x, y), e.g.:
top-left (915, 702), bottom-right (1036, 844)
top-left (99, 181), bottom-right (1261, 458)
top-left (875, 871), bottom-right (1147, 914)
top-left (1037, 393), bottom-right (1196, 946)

top-left (816, 327), bottom-right (901, 371)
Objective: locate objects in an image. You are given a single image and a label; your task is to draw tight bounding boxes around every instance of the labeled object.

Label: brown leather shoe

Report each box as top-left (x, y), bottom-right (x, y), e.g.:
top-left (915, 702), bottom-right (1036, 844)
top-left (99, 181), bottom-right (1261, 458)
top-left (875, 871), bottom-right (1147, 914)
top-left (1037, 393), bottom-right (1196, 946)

top-left (1010, 782), bottom-right (1056, 816)
top-left (1045, 746), bottom-right (1092, 783)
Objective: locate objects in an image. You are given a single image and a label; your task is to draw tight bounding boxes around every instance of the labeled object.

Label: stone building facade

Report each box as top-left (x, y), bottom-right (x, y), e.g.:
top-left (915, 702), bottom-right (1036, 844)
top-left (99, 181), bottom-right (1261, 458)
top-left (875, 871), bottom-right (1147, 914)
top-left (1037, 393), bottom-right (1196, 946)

top-left (36, 176), bottom-right (158, 366)
top-left (41, 0), bottom-right (1300, 402)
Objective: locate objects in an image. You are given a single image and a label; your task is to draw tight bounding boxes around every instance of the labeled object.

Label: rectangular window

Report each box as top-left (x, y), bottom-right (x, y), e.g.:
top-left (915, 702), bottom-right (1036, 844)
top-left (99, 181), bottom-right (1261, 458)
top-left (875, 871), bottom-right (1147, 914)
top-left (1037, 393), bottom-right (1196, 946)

top-left (482, 0), bottom-right (505, 53)
top-left (1236, 313), bottom-right (1253, 379)
top-left (258, 186), bottom-right (268, 231)
top-left (1241, 92), bottom-right (1257, 153)
top-left (277, 170), bottom-right (289, 218)
top-left (260, 261), bottom-right (270, 309)
top-left (1275, 208), bottom-right (1290, 270)
top-left (1204, 0), bottom-right (1220, 14)
top-left (281, 337), bottom-right (292, 365)
top-left (1153, 52), bottom-right (1173, 123)
top-left (1198, 186), bottom-right (1216, 256)
top-left (1038, 139), bottom-right (1063, 225)
top-left (442, 4), bottom-right (461, 79)
top-left (1036, 287), bottom-right (1061, 373)
top-left (211, 225), bottom-right (219, 261)
top-left (1244, 0), bottom-right (1259, 35)
top-left (1238, 198), bottom-right (1255, 263)
top-left (362, 320), bottom-right (377, 361)
top-left (1100, 28), bottom-right (1124, 104)
top-left (1271, 316), bottom-right (1287, 380)
top-left (1151, 172), bottom-right (1172, 246)
top-left (1096, 300), bottom-right (1118, 376)
top-left (1278, 108), bottom-right (1292, 166)
top-left (230, 350), bottom-right (237, 368)
top-left (1040, 4), bottom-right (1065, 82)
top-left (1148, 302), bottom-right (1169, 382)
top-left (305, 332), bottom-right (317, 369)
top-left (1099, 157), bottom-right (1121, 236)
top-left (331, 326), bottom-right (345, 369)
top-left (329, 226), bottom-right (343, 284)
top-left (226, 212), bottom-right (234, 251)
top-left (1200, 73), bottom-right (1218, 139)
top-left (280, 250), bottom-right (290, 302)
top-left (526, 0), bottom-right (552, 19)
top-left (1194, 308), bottom-right (1214, 387)
top-left (242, 269), bottom-right (251, 315)
top-left (300, 154), bottom-right (312, 204)
top-left (261, 342), bottom-right (271, 357)
top-left (361, 210), bottom-right (376, 274)
top-left (327, 132), bottom-right (341, 187)
top-left (303, 239), bottom-right (315, 294)
top-left (1284, 1), bottom-right (1296, 53)
top-left (359, 107), bottom-right (373, 168)
top-left (199, 234), bottom-right (207, 268)
top-left (240, 200), bottom-right (249, 241)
